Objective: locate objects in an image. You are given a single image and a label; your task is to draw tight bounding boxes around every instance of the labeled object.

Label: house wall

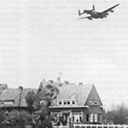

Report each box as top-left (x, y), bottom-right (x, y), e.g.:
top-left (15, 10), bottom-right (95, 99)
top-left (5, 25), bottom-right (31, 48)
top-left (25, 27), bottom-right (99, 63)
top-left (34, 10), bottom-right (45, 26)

top-left (83, 106), bottom-right (103, 124)
top-left (50, 106), bottom-right (103, 125)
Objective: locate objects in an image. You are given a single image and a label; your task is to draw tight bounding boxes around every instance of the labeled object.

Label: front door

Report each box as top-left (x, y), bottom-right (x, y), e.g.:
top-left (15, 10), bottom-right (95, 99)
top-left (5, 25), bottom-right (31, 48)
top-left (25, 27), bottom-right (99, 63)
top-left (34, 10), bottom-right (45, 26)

top-left (60, 112), bottom-right (70, 126)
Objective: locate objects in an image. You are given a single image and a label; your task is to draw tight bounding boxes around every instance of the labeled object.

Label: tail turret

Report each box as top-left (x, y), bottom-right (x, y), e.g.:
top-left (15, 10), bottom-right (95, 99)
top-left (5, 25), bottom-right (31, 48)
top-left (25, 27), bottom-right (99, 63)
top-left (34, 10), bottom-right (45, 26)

top-left (78, 10), bottom-right (81, 16)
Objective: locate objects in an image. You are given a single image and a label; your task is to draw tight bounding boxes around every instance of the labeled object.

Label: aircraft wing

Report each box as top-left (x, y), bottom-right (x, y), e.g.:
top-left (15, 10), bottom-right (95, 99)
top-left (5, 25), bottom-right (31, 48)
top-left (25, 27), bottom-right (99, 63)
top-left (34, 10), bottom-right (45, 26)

top-left (97, 3), bottom-right (119, 18)
top-left (78, 16), bottom-right (92, 20)
top-left (102, 3), bottom-right (120, 13)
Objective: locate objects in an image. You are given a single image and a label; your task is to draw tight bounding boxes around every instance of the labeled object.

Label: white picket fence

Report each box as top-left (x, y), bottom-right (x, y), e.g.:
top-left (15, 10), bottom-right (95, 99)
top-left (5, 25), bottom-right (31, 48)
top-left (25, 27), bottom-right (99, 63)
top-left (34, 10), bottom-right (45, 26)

top-left (54, 124), bottom-right (128, 128)
top-left (54, 126), bottom-right (68, 128)
top-left (73, 124), bottom-right (128, 128)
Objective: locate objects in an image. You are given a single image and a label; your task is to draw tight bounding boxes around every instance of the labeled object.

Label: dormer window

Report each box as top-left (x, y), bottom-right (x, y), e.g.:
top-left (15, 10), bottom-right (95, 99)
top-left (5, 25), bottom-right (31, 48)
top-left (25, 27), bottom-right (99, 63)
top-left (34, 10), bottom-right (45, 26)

top-left (58, 99), bottom-right (77, 106)
top-left (3, 100), bottom-right (14, 106)
top-left (63, 101), bottom-right (66, 105)
top-left (59, 101), bottom-right (62, 105)
top-left (72, 101), bottom-right (75, 105)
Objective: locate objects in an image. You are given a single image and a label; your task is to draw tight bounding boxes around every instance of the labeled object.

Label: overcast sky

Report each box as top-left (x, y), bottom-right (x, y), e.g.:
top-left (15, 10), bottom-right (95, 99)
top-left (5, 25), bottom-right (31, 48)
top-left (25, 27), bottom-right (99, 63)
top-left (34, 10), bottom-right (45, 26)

top-left (0, 0), bottom-right (128, 109)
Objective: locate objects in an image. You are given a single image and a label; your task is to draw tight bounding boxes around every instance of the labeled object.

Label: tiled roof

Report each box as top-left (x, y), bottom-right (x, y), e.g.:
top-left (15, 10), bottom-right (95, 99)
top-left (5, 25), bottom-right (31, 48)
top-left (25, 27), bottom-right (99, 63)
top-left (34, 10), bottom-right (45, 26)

top-left (0, 89), bottom-right (20, 106)
top-left (0, 81), bottom-right (97, 108)
top-left (55, 83), bottom-right (93, 106)
top-left (40, 81), bottom-right (93, 107)
top-left (0, 88), bottom-right (37, 107)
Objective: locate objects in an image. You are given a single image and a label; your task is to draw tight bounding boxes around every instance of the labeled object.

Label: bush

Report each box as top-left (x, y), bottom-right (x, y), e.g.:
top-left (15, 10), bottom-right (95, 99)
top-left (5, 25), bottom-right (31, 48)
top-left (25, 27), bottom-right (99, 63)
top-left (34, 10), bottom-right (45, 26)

top-left (106, 103), bottom-right (128, 124)
top-left (7, 110), bottom-right (32, 127)
top-left (0, 110), bottom-right (6, 124)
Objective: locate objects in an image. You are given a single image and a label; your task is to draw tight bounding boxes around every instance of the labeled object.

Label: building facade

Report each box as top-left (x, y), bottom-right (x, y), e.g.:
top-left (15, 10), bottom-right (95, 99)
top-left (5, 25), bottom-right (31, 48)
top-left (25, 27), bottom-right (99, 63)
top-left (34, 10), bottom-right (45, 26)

top-left (0, 85), bottom-right (36, 110)
top-left (48, 81), bottom-right (103, 125)
top-left (0, 81), bottom-right (104, 125)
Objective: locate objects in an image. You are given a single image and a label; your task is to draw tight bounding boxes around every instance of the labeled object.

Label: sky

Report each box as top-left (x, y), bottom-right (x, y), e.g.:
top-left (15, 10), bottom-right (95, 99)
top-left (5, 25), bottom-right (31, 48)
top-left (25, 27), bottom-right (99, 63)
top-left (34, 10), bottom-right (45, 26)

top-left (0, 0), bottom-right (128, 110)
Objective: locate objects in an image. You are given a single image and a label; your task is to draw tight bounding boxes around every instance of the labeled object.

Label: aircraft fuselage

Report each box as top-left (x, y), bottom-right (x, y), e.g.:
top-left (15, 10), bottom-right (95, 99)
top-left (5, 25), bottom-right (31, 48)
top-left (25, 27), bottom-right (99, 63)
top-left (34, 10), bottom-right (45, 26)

top-left (88, 11), bottom-right (99, 18)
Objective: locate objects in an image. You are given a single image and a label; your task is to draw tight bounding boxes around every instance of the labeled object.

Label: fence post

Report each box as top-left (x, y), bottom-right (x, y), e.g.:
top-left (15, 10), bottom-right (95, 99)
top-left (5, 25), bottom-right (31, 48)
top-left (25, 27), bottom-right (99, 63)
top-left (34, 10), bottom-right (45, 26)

top-left (90, 123), bottom-right (92, 128)
top-left (101, 123), bottom-right (103, 128)
top-left (123, 124), bottom-right (126, 128)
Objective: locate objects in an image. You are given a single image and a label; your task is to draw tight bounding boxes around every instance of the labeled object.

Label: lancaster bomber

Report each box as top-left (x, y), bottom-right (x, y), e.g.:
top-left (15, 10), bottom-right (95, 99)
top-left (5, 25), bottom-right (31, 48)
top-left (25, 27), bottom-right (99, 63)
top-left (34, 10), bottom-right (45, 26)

top-left (78, 3), bottom-right (120, 20)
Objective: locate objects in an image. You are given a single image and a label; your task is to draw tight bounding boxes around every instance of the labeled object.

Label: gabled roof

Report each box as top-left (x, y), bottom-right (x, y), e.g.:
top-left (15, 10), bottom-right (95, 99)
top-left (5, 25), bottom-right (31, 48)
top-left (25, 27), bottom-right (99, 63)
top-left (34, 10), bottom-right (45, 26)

top-left (0, 88), bottom-right (20, 106)
top-left (40, 81), bottom-right (94, 107)
top-left (85, 85), bottom-right (103, 106)
top-left (0, 81), bottom-right (103, 108)
top-left (0, 88), bottom-right (37, 107)
top-left (54, 83), bottom-right (93, 106)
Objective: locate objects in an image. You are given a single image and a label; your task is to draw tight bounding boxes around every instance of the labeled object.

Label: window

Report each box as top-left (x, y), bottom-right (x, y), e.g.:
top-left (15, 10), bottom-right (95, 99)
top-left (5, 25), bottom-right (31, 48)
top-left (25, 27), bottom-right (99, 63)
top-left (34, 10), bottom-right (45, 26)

top-left (88, 101), bottom-right (99, 106)
top-left (94, 114), bottom-right (97, 122)
top-left (94, 101), bottom-right (99, 105)
top-left (67, 101), bottom-right (70, 105)
top-left (58, 99), bottom-right (77, 106)
top-left (89, 101), bottom-right (94, 105)
top-left (89, 114), bottom-right (93, 122)
top-left (86, 114), bottom-right (89, 122)
top-left (4, 100), bottom-right (14, 106)
top-left (59, 101), bottom-right (62, 105)
top-left (72, 116), bottom-right (75, 122)
top-left (63, 101), bottom-right (66, 105)
top-left (72, 112), bottom-right (82, 123)
top-left (80, 116), bottom-right (82, 122)
top-left (72, 101), bottom-right (75, 105)
top-left (98, 114), bottom-right (101, 122)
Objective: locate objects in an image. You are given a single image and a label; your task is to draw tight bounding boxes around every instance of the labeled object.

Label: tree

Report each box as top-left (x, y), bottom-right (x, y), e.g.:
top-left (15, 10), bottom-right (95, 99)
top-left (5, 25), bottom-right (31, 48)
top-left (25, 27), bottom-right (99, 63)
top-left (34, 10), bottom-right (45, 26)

top-left (18, 86), bottom-right (23, 107)
top-left (0, 110), bottom-right (6, 125)
top-left (26, 90), bottom-right (36, 113)
top-left (106, 103), bottom-right (128, 124)
top-left (33, 81), bottom-right (59, 128)
top-left (7, 110), bottom-right (32, 127)
top-left (33, 82), bottom-right (59, 109)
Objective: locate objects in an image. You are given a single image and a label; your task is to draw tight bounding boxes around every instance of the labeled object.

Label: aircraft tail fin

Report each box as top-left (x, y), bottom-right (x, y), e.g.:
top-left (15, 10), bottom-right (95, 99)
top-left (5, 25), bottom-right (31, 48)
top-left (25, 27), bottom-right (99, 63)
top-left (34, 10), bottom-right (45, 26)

top-left (93, 5), bottom-right (95, 10)
top-left (78, 10), bottom-right (81, 16)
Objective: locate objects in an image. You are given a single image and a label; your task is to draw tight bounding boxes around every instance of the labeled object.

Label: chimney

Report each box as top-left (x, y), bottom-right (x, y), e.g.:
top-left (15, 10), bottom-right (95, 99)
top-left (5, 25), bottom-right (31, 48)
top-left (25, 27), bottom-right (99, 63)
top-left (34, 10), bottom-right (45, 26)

top-left (64, 81), bottom-right (70, 85)
top-left (49, 80), bottom-right (54, 84)
top-left (18, 86), bottom-right (23, 90)
top-left (0, 84), bottom-right (8, 93)
top-left (78, 82), bottom-right (83, 85)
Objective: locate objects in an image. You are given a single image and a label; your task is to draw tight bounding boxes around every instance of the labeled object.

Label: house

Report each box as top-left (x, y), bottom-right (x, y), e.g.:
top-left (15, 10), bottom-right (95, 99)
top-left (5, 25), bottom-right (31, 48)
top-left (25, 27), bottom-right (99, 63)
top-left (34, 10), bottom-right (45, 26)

top-left (38, 80), bottom-right (104, 125)
top-left (0, 85), bottom-right (36, 110)
top-left (0, 81), bottom-right (104, 125)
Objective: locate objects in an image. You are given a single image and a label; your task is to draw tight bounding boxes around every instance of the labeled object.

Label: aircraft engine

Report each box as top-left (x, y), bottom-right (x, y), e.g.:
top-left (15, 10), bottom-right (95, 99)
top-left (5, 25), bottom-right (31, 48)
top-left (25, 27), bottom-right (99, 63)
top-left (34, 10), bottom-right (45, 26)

top-left (110, 10), bottom-right (114, 12)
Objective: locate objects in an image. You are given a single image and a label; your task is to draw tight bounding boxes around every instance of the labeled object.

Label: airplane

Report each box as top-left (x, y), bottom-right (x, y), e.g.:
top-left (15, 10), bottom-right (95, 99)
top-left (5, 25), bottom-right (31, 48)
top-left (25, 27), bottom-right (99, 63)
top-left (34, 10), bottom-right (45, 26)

top-left (78, 3), bottom-right (120, 20)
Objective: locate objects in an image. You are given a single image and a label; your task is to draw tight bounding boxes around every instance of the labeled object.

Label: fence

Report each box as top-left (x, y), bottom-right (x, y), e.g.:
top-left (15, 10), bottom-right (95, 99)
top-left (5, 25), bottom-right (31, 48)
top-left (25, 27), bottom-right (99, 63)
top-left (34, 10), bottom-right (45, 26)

top-left (73, 124), bottom-right (128, 128)
top-left (54, 126), bottom-right (68, 128)
top-left (54, 124), bottom-right (128, 128)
